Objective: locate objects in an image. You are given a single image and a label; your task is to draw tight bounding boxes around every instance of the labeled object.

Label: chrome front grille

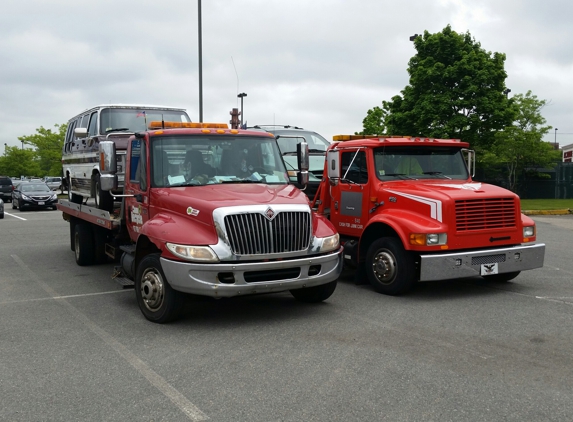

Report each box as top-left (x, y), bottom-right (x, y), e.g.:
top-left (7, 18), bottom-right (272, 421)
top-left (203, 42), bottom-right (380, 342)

top-left (455, 198), bottom-right (516, 232)
top-left (224, 211), bottom-right (312, 255)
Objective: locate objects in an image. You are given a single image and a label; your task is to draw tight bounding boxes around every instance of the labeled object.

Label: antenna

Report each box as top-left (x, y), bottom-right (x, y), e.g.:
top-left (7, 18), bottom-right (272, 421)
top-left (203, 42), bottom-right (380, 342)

top-left (231, 56), bottom-right (239, 104)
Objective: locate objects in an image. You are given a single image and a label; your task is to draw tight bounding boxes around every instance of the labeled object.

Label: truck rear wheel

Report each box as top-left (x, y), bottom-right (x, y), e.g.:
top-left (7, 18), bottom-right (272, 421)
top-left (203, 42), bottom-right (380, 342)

top-left (290, 280), bottom-right (337, 303)
top-left (74, 223), bottom-right (95, 266)
top-left (482, 271), bottom-right (521, 282)
top-left (365, 237), bottom-right (416, 295)
top-left (94, 173), bottom-right (113, 212)
top-left (135, 254), bottom-right (184, 323)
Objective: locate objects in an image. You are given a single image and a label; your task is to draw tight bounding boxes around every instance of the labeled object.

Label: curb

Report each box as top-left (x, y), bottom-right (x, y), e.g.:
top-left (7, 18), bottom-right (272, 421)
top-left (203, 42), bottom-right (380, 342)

top-left (522, 209), bottom-right (573, 216)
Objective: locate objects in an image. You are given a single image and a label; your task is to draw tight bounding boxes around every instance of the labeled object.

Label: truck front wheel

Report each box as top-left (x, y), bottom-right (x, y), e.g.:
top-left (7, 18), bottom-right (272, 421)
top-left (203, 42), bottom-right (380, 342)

top-left (290, 280), bottom-right (337, 303)
top-left (365, 237), bottom-right (416, 295)
top-left (135, 254), bottom-right (184, 323)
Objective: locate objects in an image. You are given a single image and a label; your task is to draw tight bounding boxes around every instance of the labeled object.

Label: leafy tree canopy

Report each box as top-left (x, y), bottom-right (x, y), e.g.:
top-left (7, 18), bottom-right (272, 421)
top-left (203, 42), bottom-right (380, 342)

top-left (483, 91), bottom-right (561, 191)
top-left (363, 25), bottom-right (514, 152)
top-left (0, 124), bottom-right (66, 178)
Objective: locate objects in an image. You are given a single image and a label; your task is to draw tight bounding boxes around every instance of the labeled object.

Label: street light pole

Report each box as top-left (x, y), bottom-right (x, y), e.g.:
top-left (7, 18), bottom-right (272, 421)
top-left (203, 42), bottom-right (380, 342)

top-left (238, 93), bottom-right (247, 127)
top-left (198, 0), bottom-right (203, 123)
top-left (555, 128), bottom-right (558, 144)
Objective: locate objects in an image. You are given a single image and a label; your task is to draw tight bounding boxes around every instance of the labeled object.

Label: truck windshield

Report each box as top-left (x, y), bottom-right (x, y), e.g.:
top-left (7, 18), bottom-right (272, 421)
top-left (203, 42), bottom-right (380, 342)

top-left (100, 108), bottom-right (190, 133)
top-left (374, 147), bottom-right (469, 180)
top-left (150, 135), bottom-right (290, 187)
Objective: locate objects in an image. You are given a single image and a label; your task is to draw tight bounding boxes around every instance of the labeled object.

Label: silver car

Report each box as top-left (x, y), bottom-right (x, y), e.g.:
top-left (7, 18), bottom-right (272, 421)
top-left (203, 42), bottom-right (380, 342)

top-left (44, 177), bottom-right (63, 191)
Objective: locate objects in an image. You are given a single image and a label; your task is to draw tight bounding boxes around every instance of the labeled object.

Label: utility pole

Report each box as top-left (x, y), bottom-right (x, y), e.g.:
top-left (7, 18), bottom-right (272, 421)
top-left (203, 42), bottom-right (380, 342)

top-left (198, 0), bottom-right (203, 122)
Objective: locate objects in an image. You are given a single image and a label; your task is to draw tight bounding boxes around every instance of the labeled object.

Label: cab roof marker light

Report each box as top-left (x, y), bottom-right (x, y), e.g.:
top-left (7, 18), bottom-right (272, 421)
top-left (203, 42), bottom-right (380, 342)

top-left (147, 121), bottom-right (229, 130)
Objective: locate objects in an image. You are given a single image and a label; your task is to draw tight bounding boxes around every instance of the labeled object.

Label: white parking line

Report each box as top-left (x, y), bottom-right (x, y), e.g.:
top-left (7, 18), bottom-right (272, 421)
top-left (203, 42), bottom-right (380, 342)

top-left (11, 254), bottom-right (209, 421)
top-left (3, 212), bottom-right (27, 220)
top-left (0, 289), bottom-right (131, 305)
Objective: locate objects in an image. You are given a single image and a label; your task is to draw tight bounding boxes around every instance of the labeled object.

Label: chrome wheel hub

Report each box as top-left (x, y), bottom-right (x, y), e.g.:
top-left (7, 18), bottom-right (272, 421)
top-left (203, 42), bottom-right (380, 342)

top-left (140, 270), bottom-right (165, 311)
top-left (372, 251), bottom-right (397, 285)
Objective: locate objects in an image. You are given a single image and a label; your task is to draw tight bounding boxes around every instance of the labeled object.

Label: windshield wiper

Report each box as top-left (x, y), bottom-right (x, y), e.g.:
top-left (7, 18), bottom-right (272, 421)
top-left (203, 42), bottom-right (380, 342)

top-left (221, 179), bottom-right (260, 184)
top-left (384, 173), bottom-right (416, 180)
top-left (423, 171), bottom-right (452, 179)
top-left (105, 127), bottom-right (130, 133)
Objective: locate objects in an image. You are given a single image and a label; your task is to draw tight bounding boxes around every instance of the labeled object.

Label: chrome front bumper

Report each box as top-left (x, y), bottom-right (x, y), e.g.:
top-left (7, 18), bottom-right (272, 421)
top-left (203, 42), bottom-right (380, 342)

top-left (160, 247), bottom-right (344, 297)
top-left (419, 243), bottom-right (545, 281)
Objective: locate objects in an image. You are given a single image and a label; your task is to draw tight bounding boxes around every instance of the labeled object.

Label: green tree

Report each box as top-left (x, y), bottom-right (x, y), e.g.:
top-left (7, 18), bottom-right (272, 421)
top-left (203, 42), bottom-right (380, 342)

top-left (356, 106), bottom-right (387, 135)
top-left (18, 124), bottom-right (67, 176)
top-left (0, 146), bottom-right (42, 178)
top-left (483, 91), bottom-right (561, 192)
top-left (364, 25), bottom-right (514, 152)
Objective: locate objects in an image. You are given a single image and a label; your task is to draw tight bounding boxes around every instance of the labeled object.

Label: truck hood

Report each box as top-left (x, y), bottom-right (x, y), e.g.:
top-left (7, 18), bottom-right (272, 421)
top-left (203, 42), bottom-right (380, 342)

top-left (151, 183), bottom-right (309, 222)
top-left (146, 183), bottom-right (315, 246)
top-left (382, 180), bottom-right (519, 202)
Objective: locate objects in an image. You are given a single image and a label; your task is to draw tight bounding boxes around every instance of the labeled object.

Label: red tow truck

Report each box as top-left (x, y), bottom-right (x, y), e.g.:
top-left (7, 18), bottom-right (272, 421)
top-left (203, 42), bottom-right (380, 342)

top-left (310, 135), bottom-right (545, 295)
top-left (57, 121), bottom-right (343, 323)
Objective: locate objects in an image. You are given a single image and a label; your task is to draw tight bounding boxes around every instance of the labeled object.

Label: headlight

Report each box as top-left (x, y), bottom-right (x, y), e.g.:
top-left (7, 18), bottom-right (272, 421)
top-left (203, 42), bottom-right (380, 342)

top-left (410, 233), bottom-right (448, 246)
top-left (319, 233), bottom-right (340, 252)
top-left (523, 226), bottom-right (535, 238)
top-left (166, 243), bottom-right (219, 262)
top-left (21, 194), bottom-right (31, 200)
top-left (50, 194), bottom-right (58, 200)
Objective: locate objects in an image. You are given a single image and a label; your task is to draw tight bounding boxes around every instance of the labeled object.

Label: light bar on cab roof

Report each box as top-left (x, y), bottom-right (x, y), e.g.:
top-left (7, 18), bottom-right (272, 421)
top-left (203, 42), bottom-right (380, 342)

top-left (148, 121), bottom-right (229, 130)
top-left (333, 134), bottom-right (411, 142)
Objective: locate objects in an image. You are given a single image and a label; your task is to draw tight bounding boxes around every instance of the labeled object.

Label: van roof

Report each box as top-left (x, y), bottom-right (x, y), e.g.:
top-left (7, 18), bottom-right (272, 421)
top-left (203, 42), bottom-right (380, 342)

top-left (69, 104), bottom-right (188, 121)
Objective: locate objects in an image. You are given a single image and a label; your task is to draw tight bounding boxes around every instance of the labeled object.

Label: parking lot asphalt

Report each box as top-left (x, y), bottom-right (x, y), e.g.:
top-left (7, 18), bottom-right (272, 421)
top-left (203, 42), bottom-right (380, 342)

top-left (0, 209), bottom-right (572, 421)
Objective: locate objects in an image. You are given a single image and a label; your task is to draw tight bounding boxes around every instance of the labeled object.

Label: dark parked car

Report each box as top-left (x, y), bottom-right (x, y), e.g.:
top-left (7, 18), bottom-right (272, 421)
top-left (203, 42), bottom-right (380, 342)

top-left (0, 176), bottom-right (13, 202)
top-left (12, 181), bottom-right (58, 211)
top-left (250, 125), bottom-right (330, 200)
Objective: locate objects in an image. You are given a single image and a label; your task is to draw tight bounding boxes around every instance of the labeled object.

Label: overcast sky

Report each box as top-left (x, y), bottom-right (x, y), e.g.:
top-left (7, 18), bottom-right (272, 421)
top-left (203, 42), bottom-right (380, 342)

top-left (2, 0), bottom-right (572, 152)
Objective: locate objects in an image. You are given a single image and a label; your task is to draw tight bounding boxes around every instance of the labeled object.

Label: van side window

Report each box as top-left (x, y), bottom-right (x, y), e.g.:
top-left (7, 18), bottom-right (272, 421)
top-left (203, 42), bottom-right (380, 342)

top-left (78, 115), bottom-right (89, 129)
top-left (65, 120), bottom-right (78, 153)
top-left (88, 112), bottom-right (98, 137)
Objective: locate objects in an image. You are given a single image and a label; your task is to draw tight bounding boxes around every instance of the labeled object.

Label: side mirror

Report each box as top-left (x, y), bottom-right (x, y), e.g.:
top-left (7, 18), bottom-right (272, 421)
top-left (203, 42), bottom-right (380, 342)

top-left (327, 150), bottom-right (340, 185)
top-left (99, 141), bottom-right (118, 191)
top-left (462, 148), bottom-right (475, 178)
top-left (297, 139), bottom-right (309, 186)
top-left (74, 127), bottom-right (88, 139)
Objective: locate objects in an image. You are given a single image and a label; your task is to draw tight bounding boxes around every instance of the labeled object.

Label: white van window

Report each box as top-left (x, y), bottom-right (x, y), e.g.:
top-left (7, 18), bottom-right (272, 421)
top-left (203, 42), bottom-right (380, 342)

top-left (100, 108), bottom-right (190, 134)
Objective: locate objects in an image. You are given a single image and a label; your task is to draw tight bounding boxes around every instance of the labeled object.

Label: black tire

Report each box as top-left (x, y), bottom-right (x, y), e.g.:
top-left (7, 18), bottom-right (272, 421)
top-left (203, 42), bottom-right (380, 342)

top-left (0, 213), bottom-right (4, 219)
top-left (68, 176), bottom-right (83, 204)
top-left (94, 173), bottom-right (113, 212)
top-left (74, 223), bottom-right (95, 266)
top-left (135, 254), bottom-right (184, 323)
top-left (365, 237), bottom-right (416, 295)
top-left (290, 280), bottom-right (337, 303)
top-left (93, 226), bottom-right (108, 264)
top-left (483, 271), bottom-right (521, 282)
top-left (69, 220), bottom-right (76, 252)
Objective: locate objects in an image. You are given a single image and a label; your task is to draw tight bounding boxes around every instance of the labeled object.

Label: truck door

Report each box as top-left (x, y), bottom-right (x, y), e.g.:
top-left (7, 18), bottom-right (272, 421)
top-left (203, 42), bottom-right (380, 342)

top-left (330, 149), bottom-right (370, 235)
top-left (124, 138), bottom-right (149, 240)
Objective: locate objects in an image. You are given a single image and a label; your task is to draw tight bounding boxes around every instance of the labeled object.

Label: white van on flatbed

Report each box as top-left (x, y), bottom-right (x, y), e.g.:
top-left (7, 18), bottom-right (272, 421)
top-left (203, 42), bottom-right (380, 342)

top-left (62, 104), bottom-right (191, 211)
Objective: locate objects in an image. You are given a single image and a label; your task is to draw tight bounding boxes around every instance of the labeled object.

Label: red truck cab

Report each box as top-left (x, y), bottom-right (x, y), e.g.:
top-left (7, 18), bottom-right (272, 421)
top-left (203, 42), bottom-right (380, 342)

top-left (312, 135), bottom-right (545, 295)
top-left (91, 121), bottom-right (343, 322)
